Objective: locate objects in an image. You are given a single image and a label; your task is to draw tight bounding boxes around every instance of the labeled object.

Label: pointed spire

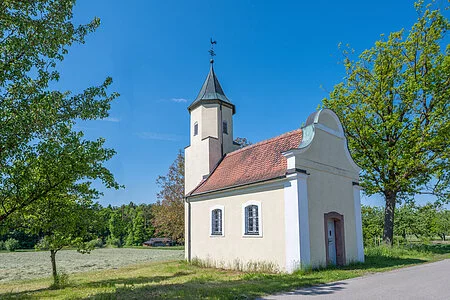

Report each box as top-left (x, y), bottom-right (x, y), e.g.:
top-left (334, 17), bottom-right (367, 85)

top-left (188, 60), bottom-right (235, 113)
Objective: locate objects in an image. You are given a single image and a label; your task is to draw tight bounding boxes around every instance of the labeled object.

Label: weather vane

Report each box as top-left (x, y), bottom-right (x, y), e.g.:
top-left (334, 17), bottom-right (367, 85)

top-left (209, 38), bottom-right (217, 63)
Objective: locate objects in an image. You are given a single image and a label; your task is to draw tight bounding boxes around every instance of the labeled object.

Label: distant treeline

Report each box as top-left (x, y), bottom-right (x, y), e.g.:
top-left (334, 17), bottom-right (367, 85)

top-left (362, 203), bottom-right (450, 246)
top-left (0, 201), bottom-right (181, 250)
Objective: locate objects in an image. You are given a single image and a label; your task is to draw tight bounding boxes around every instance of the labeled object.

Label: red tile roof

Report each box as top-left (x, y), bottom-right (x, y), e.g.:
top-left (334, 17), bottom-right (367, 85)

top-left (189, 128), bottom-right (303, 196)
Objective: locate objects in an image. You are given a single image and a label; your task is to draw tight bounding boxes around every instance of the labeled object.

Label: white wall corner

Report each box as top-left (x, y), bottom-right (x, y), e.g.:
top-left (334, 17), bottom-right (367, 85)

top-left (283, 151), bottom-right (296, 170)
top-left (284, 176), bottom-right (300, 273)
top-left (297, 172), bottom-right (311, 268)
top-left (353, 184), bottom-right (364, 263)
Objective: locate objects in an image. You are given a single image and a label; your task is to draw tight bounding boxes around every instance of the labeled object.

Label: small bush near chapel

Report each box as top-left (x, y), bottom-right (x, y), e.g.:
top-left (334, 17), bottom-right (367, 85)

top-left (5, 238), bottom-right (20, 252)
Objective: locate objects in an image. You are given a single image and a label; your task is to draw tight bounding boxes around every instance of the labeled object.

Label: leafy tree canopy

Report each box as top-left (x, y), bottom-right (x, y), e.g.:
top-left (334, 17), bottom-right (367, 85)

top-left (323, 1), bottom-right (450, 244)
top-left (0, 0), bottom-right (119, 222)
top-left (152, 151), bottom-right (185, 244)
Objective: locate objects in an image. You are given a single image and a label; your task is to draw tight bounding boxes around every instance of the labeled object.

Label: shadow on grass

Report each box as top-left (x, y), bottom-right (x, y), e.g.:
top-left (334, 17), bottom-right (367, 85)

top-left (267, 281), bottom-right (348, 297)
top-left (84, 275), bottom-right (327, 299)
top-left (1, 287), bottom-right (49, 300)
top-left (1, 255), bottom-right (442, 299)
top-left (342, 255), bottom-right (427, 271)
top-left (83, 271), bottom-right (193, 288)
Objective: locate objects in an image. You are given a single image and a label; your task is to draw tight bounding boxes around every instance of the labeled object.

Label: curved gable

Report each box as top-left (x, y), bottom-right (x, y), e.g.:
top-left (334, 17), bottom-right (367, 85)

top-left (301, 109), bottom-right (360, 173)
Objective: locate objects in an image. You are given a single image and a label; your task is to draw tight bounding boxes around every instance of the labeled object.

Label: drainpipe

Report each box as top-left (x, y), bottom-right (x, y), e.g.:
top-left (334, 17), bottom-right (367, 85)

top-left (186, 197), bottom-right (191, 262)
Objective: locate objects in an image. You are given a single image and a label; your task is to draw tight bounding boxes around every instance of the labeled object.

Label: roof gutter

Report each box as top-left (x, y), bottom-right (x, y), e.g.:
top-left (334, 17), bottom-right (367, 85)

top-left (186, 175), bottom-right (288, 200)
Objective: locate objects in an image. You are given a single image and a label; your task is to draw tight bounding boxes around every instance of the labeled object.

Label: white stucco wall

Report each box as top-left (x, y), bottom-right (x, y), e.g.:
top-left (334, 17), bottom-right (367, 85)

top-left (295, 117), bottom-right (361, 267)
top-left (185, 103), bottom-right (236, 195)
top-left (188, 182), bottom-right (286, 271)
top-left (185, 108), bottom-right (363, 271)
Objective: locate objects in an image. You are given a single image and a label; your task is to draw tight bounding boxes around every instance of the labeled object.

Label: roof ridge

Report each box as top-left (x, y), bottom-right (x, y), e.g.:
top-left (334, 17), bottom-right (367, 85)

top-left (229, 128), bottom-right (302, 156)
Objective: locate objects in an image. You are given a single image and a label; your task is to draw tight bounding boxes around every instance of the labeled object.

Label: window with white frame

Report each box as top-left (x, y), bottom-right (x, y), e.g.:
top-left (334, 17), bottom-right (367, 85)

top-left (211, 208), bottom-right (223, 235)
top-left (245, 205), bottom-right (259, 235)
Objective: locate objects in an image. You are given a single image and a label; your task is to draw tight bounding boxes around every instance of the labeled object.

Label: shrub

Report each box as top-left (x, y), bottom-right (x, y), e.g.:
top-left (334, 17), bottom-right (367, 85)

top-left (88, 238), bottom-right (104, 249)
top-left (50, 272), bottom-right (70, 289)
top-left (106, 237), bottom-right (122, 248)
top-left (0, 240), bottom-right (5, 250)
top-left (365, 244), bottom-right (432, 259)
top-left (5, 238), bottom-right (20, 251)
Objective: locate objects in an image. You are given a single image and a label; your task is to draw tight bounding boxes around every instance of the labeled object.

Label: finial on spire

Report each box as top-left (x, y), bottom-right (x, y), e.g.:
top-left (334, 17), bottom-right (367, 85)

top-left (209, 38), bottom-right (217, 63)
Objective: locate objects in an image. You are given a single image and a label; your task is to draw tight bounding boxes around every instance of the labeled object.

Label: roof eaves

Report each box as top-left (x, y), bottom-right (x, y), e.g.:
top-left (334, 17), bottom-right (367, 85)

top-left (187, 175), bottom-right (287, 199)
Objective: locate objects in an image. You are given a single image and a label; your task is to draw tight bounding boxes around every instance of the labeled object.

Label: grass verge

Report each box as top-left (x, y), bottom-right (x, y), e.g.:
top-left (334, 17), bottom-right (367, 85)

top-left (1, 244), bottom-right (449, 299)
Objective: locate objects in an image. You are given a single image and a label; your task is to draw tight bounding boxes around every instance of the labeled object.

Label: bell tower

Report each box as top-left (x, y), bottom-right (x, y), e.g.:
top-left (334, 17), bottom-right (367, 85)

top-left (184, 58), bottom-right (237, 195)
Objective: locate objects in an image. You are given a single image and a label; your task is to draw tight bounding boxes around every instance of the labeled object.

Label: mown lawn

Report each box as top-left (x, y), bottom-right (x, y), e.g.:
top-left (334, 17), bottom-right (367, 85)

top-left (1, 244), bottom-right (449, 299)
top-left (0, 247), bottom-right (184, 283)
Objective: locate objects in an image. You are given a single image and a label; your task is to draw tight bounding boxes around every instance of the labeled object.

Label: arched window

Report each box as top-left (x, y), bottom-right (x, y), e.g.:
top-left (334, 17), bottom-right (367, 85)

top-left (222, 121), bottom-right (228, 134)
top-left (211, 208), bottom-right (223, 235)
top-left (245, 205), bottom-right (259, 235)
top-left (194, 122), bottom-right (198, 136)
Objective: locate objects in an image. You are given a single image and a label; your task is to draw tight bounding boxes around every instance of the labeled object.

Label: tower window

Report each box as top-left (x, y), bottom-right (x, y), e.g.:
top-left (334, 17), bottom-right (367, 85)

top-left (223, 121), bottom-right (228, 134)
top-left (194, 122), bottom-right (198, 136)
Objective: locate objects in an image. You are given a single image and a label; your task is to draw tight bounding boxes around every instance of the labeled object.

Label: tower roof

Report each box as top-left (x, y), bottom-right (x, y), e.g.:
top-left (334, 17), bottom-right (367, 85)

top-left (188, 61), bottom-right (235, 113)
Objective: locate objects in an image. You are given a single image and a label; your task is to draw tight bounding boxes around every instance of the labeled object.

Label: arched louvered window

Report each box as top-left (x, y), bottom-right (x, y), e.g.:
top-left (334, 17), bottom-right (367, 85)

top-left (211, 208), bottom-right (223, 235)
top-left (245, 205), bottom-right (259, 235)
top-left (222, 121), bottom-right (228, 134)
top-left (194, 122), bottom-right (198, 136)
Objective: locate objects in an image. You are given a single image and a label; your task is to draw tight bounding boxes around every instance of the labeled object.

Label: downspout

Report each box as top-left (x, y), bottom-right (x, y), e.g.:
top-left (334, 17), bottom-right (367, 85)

top-left (186, 197), bottom-right (191, 261)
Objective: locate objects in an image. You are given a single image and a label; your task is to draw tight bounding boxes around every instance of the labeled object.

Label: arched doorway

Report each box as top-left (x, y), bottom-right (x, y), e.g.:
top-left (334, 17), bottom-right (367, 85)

top-left (324, 212), bottom-right (346, 266)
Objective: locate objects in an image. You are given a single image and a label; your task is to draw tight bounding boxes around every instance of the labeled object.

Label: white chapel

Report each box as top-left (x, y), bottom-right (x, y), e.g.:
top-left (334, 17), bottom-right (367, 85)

top-left (184, 59), bottom-right (364, 273)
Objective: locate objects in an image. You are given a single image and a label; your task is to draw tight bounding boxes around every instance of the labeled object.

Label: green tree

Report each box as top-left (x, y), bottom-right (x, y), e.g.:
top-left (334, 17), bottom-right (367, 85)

top-left (0, 0), bottom-right (119, 223)
top-left (152, 151), bottom-right (185, 244)
top-left (361, 205), bottom-right (384, 245)
top-left (109, 208), bottom-right (127, 246)
top-left (415, 203), bottom-right (439, 240)
top-left (323, 2), bottom-right (450, 244)
top-left (394, 203), bottom-right (417, 241)
top-left (234, 137), bottom-right (252, 148)
top-left (436, 208), bottom-right (450, 241)
top-left (24, 193), bottom-right (96, 286)
top-left (131, 208), bottom-right (146, 245)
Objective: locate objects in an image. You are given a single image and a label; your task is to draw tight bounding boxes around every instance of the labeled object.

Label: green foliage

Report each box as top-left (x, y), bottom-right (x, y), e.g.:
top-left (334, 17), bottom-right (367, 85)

top-left (106, 236), bottom-right (122, 248)
top-left (363, 203), bottom-right (449, 243)
top-left (87, 238), bottom-right (104, 249)
top-left (108, 209), bottom-right (127, 246)
top-left (4, 238), bottom-right (19, 251)
top-left (323, 2), bottom-right (450, 244)
top-left (234, 137), bottom-right (252, 148)
top-left (152, 151), bottom-right (185, 244)
top-left (365, 244), bottom-right (431, 259)
top-left (0, 240), bottom-right (5, 250)
top-left (27, 194), bottom-right (97, 285)
top-left (0, 0), bottom-right (120, 223)
top-left (50, 272), bottom-right (70, 290)
top-left (361, 205), bottom-right (383, 245)
top-left (436, 209), bottom-right (450, 240)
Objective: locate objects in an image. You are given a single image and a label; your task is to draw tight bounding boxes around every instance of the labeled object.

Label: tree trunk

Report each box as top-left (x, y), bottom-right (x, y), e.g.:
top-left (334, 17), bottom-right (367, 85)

top-left (383, 192), bottom-right (397, 246)
top-left (50, 250), bottom-right (58, 285)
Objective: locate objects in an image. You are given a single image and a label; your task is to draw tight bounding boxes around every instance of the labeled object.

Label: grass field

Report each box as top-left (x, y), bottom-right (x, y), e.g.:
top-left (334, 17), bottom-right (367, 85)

top-left (0, 247), bottom-right (184, 283)
top-left (0, 244), bottom-right (449, 299)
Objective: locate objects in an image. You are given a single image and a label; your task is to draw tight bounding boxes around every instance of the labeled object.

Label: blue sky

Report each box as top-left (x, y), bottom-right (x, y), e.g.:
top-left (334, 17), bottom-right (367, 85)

top-left (54, 1), bottom-right (448, 207)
